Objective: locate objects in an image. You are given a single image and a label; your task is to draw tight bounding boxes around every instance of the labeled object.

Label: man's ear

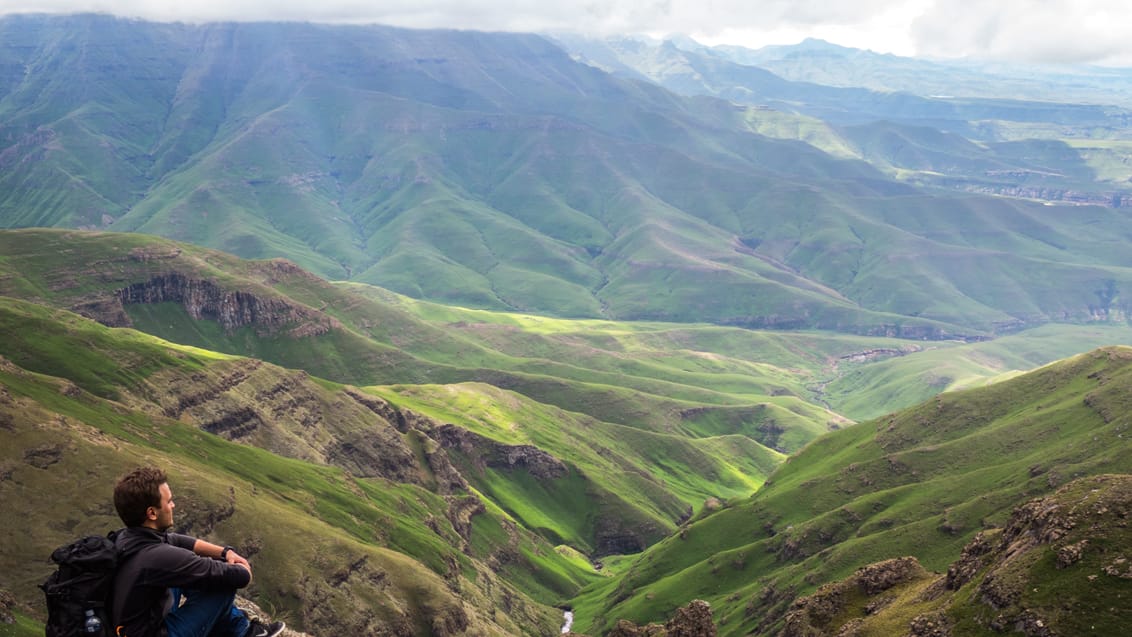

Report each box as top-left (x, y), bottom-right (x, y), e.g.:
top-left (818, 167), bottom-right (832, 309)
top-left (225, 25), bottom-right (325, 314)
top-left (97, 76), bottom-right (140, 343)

top-left (146, 506), bottom-right (158, 521)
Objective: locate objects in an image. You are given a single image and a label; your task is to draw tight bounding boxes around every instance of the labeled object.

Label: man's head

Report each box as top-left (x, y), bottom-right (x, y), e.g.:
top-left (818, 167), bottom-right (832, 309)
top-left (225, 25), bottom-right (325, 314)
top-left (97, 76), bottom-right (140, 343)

top-left (114, 466), bottom-right (174, 530)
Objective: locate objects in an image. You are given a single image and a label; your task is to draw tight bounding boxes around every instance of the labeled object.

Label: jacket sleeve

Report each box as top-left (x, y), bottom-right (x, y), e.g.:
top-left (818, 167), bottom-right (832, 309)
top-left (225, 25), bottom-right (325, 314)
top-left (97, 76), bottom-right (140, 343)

top-left (139, 543), bottom-right (252, 590)
top-left (167, 533), bottom-right (197, 551)
top-left (165, 536), bottom-right (194, 549)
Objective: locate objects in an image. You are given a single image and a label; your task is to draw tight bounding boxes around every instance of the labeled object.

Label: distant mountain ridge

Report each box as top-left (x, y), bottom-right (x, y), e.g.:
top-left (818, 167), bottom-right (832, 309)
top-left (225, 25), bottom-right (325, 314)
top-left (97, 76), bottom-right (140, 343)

top-left (2, 15), bottom-right (1132, 337)
top-left (705, 37), bottom-right (1132, 107)
top-left (554, 34), bottom-right (1132, 128)
top-left (554, 34), bottom-right (1132, 207)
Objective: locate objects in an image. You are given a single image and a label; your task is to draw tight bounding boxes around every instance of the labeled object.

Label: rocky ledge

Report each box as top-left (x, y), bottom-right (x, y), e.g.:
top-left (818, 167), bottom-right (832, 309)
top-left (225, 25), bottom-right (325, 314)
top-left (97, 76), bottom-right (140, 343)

top-left (773, 474), bottom-right (1132, 637)
top-left (73, 272), bottom-right (339, 336)
top-left (599, 599), bottom-right (716, 637)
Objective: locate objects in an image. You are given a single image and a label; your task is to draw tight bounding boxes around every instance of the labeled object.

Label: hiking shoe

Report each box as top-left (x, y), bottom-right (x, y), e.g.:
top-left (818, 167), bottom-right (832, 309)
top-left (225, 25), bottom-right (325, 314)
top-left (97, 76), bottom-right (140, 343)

top-left (246, 619), bottom-right (285, 637)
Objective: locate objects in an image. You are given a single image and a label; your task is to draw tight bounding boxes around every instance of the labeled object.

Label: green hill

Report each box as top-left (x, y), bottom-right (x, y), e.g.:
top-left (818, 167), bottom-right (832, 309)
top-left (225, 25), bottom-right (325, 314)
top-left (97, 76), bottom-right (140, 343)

top-left (572, 346), bottom-right (1132, 635)
top-left (3, 233), bottom-right (1132, 634)
top-left (0, 299), bottom-right (591, 635)
top-left (4, 16), bottom-right (1132, 334)
top-left (0, 228), bottom-right (844, 450)
top-left (555, 35), bottom-right (1132, 208)
top-left (778, 473), bottom-right (1132, 636)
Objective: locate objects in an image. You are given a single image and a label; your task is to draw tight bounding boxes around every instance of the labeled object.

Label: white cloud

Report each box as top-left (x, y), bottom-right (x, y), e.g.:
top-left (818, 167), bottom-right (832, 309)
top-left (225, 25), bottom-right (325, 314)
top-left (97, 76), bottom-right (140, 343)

top-left (911, 0), bottom-right (1132, 65)
top-left (1, 0), bottom-right (1130, 65)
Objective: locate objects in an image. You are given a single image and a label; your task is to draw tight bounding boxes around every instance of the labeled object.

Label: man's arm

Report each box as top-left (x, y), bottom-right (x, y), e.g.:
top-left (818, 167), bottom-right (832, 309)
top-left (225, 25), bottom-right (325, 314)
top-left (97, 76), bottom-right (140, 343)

top-left (140, 540), bottom-right (253, 590)
top-left (191, 539), bottom-right (253, 583)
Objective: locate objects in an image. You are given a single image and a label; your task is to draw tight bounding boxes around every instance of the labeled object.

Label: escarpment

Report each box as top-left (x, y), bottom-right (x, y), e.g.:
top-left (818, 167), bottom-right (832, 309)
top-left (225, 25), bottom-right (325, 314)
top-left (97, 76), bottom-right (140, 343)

top-left (143, 360), bottom-right (424, 484)
top-left (432, 424), bottom-right (569, 479)
top-left (74, 272), bottom-right (339, 336)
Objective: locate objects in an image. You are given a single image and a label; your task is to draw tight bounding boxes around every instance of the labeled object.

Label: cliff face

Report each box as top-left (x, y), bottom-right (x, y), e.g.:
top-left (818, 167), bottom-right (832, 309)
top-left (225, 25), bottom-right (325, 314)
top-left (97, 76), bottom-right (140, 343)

top-left (0, 235), bottom-right (342, 340)
top-left (140, 358), bottom-right (424, 484)
top-left (955, 182), bottom-right (1132, 208)
top-left (432, 424), bottom-right (569, 479)
top-left (101, 272), bottom-right (339, 336)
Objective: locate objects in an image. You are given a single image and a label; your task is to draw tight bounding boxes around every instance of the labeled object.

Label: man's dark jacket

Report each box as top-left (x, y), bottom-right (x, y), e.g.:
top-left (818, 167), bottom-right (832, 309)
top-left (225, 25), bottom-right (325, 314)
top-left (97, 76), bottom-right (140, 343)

top-left (111, 527), bottom-right (251, 637)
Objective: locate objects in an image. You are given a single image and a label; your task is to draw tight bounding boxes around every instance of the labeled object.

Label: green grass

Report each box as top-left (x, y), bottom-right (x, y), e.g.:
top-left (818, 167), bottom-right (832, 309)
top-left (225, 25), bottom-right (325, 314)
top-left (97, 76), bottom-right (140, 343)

top-left (823, 323), bottom-right (1132, 420)
top-left (8, 228), bottom-right (1132, 444)
top-left (0, 298), bottom-right (213, 398)
top-left (365, 382), bottom-right (737, 550)
top-left (573, 347), bottom-right (1132, 635)
top-left (7, 231), bottom-right (1132, 634)
top-left (9, 19), bottom-right (1132, 336)
top-left (0, 612), bottom-right (42, 637)
top-left (821, 475), bottom-right (1132, 637)
top-left (0, 299), bottom-right (600, 634)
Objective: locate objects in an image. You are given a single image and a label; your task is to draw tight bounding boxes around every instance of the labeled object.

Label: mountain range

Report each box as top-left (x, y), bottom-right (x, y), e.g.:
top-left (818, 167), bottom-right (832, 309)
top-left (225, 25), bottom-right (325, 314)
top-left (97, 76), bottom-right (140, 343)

top-left (1, 13), bottom-right (1132, 637)
top-left (3, 15), bottom-right (1132, 335)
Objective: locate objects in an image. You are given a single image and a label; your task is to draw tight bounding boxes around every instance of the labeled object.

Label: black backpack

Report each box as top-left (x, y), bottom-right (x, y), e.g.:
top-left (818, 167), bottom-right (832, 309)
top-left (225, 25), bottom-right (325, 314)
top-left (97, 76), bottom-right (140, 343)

top-left (40, 532), bottom-right (119, 637)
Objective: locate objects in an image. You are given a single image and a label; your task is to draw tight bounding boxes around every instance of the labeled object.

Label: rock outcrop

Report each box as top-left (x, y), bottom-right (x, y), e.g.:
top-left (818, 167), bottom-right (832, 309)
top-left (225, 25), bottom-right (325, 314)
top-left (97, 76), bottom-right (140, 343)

top-left (0, 588), bottom-right (15, 625)
top-left (773, 475), bottom-right (1132, 637)
top-left (431, 424), bottom-right (569, 479)
top-left (780, 557), bottom-right (927, 637)
top-left (146, 360), bottom-right (423, 484)
top-left (958, 474), bottom-right (1132, 635)
top-left (602, 600), bottom-right (716, 637)
top-left (73, 272), bottom-right (339, 337)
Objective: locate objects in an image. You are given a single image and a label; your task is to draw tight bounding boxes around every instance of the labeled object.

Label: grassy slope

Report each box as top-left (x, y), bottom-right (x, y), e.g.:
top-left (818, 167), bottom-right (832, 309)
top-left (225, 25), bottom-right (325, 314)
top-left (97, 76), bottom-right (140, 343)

top-left (825, 323), bottom-right (1132, 420)
top-left (0, 299), bottom-right (604, 634)
top-left (0, 229), bottom-right (860, 454)
top-left (365, 381), bottom-right (784, 551)
top-left (799, 474), bottom-right (1132, 637)
top-left (0, 295), bottom-right (679, 564)
top-left (4, 17), bottom-right (1132, 335)
top-left (0, 298), bottom-right (594, 568)
top-left (4, 230), bottom-right (1132, 492)
top-left (572, 346), bottom-right (1132, 636)
top-left (371, 285), bottom-right (1132, 424)
top-left (0, 367), bottom-right (564, 635)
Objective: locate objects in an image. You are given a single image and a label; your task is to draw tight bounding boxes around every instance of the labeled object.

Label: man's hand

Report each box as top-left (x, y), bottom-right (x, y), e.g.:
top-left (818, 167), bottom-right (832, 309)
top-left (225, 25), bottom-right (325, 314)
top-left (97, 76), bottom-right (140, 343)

top-left (226, 550), bottom-right (251, 569)
top-left (227, 549), bottom-right (253, 583)
top-left (193, 539), bottom-right (254, 583)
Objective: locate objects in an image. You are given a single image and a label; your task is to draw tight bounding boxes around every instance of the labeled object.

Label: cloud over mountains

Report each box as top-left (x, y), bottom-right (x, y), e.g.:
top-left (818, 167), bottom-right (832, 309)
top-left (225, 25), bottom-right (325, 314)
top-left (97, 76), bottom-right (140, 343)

top-left (3, 0), bottom-right (1131, 65)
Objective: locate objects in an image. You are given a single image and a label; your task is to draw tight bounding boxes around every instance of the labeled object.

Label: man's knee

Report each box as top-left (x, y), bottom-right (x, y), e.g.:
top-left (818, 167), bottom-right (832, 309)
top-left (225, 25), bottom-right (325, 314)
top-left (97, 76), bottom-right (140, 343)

top-left (166, 588), bottom-right (241, 637)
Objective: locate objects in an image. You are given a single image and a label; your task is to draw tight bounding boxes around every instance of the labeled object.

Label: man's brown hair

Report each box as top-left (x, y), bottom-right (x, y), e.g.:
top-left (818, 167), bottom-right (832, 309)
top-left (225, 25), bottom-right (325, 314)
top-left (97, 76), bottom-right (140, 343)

top-left (114, 466), bottom-right (168, 527)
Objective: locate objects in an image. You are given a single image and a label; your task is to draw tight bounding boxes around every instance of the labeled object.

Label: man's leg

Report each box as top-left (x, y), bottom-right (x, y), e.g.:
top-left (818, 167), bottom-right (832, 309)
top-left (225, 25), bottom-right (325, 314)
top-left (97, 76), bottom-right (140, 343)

top-left (164, 588), bottom-right (249, 637)
top-left (206, 602), bottom-right (252, 637)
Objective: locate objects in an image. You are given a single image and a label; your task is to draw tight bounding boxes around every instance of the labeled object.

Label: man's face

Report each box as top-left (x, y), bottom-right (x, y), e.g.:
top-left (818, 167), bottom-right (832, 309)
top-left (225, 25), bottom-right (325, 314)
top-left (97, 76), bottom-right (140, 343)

top-left (148, 482), bottom-right (175, 531)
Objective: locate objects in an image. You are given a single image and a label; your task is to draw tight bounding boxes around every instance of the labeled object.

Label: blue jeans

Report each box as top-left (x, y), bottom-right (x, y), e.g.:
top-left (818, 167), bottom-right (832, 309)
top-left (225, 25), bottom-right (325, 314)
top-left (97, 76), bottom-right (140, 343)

top-left (164, 588), bottom-right (250, 637)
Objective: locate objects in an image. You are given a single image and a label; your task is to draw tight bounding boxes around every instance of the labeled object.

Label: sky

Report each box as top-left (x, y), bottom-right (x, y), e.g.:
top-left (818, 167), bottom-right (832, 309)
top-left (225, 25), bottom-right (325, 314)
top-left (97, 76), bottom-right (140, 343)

top-left (2, 0), bottom-right (1131, 66)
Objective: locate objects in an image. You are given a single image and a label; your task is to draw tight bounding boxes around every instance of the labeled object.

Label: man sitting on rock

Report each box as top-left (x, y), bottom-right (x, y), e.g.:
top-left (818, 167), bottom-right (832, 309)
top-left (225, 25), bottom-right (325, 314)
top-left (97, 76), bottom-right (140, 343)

top-left (111, 466), bottom-right (285, 637)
